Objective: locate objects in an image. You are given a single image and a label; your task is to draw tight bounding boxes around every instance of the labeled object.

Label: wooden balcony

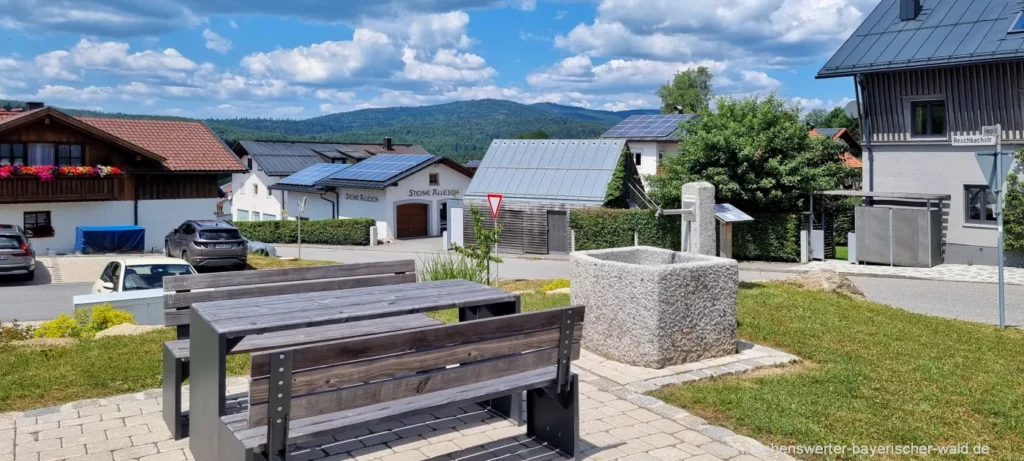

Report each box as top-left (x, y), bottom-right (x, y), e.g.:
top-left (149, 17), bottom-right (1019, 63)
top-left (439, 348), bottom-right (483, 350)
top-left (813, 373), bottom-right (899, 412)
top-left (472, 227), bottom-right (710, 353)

top-left (0, 176), bottom-right (124, 204)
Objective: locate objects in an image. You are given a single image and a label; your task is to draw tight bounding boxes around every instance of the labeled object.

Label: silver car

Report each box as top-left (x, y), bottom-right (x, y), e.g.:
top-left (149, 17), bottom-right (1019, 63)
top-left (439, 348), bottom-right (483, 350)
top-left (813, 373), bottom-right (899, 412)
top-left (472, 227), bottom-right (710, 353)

top-left (165, 220), bottom-right (247, 271)
top-left (0, 224), bottom-right (36, 281)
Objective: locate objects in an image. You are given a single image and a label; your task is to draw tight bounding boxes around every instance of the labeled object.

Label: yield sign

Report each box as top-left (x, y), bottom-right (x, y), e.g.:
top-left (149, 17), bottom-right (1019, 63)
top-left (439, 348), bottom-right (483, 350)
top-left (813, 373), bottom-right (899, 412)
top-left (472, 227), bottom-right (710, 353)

top-left (975, 152), bottom-right (1013, 192)
top-left (487, 193), bottom-right (503, 220)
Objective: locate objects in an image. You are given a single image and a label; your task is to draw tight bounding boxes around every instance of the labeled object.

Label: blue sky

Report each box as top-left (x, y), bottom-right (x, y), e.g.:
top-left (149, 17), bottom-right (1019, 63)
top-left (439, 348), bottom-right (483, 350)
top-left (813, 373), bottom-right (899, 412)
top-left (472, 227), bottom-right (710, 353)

top-left (0, 0), bottom-right (878, 119)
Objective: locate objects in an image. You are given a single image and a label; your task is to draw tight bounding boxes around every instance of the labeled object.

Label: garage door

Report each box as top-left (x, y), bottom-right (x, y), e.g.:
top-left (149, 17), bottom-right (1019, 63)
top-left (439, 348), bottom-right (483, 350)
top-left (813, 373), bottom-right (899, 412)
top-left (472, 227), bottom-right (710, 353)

top-left (396, 203), bottom-right (429, 239)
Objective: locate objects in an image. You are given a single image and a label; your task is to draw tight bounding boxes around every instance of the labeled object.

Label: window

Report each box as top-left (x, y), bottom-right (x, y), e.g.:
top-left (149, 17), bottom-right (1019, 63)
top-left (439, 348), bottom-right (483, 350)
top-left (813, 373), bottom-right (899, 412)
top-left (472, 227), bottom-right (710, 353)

top-left (429, 173), bottom-right (440, 186)
top-left (237, 209), bottom-right (250, 221)
top-left (110, 263), bottom-right (122, 291)
top-left (27, 143), bottom-right (55, 165)
top-left (246, 157), bottom-right (253, 170)
top-left (1010, 11), bottom-right (1024, 33)
top-left (263, 213), bottom-right (277, 221)
top-left (634, 152), bottom-right (642, 166)
top-left (911, 100), bottom-right (946, 137)
top-left (0, 143), bottom-right (26, 166)
top-left (253, 184), bottom-right (259, 196)
top-left (57, 145), bottom-right (83, 166)
top-left (965, 186), bottom-right (998, 225)
top-left (23, 211), bottom-right (53, 237)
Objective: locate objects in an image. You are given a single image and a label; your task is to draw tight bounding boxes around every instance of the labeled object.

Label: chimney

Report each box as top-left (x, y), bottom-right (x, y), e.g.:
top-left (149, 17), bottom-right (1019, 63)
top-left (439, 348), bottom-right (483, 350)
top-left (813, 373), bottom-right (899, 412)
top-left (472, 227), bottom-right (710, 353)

top-left (383, 137), bottom-right (393, 151)
top-left (26, 102), bottom-right (45, 110)
top-left (899, 0), bottom-right (921, 21)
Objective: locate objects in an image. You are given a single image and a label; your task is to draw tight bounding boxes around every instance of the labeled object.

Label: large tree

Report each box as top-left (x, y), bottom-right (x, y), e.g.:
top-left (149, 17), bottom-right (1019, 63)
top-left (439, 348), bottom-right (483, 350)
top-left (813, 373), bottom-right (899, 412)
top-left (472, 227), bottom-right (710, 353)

top-left (656, 67), bottom-right (713, 114)
top-left (804, 106), bottom-right (861, 141)
top-left (648, 94), bottom-right (854, 212)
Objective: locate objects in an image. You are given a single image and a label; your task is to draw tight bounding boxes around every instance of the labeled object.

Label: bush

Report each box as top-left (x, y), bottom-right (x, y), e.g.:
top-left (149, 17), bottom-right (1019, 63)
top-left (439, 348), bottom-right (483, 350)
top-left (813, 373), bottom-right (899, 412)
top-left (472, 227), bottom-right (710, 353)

top-left (569, 208), bottom-right (681, 251)
top-left (235, 218), bottom-right (377, 246)
top-left (733, 213), bottom-right (801, 262)
top-left (418, 252), bottom-right (486, 284)
top-left (34, 305), bottom-right (135, 339)
top-left (541, 279), bottom-right (570, 292)
top-left (1, 320), bottom-right (35, 343)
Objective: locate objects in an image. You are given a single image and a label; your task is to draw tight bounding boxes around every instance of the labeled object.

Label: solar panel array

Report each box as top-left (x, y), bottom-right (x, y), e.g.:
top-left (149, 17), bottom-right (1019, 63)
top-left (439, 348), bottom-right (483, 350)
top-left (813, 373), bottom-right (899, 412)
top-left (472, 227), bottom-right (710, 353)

top-left (325, 154), bottom-right (435, 182)
top-left (602, 114), bottom-right (691, 139)
top-left (279, 163), bottom-right (351, 186)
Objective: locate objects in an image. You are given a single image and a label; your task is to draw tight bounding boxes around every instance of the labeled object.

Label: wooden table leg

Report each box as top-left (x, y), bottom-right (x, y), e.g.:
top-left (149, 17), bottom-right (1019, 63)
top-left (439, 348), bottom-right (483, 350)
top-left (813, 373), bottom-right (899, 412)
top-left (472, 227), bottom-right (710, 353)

top-left (187, 313), bottom-right (228, 461)
top-left (459, 299), bottom-right (523, 423)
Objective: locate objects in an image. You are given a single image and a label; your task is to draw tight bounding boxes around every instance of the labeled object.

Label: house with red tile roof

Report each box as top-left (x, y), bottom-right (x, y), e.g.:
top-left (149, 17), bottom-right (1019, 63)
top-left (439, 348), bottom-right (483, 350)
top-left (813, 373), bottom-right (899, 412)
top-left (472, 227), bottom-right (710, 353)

top-left (0, 103), bottom-right (244, 254)
top-left (810, 127), bottom-right (863, 168)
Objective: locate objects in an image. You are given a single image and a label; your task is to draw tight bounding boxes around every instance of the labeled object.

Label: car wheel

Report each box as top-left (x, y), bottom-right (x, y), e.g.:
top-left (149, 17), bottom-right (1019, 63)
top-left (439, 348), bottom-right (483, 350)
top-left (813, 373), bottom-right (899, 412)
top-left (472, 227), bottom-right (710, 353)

top-left (164, 241), bottom-right (171, 257)
top-left (21, 269), bottom-right (34, 282)
top-left (258, 250), bottom-right (268, 256)
top-left (181, 250), bottom-right (190, 264)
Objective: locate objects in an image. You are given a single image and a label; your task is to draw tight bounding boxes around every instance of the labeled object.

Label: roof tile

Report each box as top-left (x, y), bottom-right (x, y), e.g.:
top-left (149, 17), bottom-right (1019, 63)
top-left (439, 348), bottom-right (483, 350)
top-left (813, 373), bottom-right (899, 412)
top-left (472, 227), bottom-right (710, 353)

top-left (76, 117), bottom-right (243, 172)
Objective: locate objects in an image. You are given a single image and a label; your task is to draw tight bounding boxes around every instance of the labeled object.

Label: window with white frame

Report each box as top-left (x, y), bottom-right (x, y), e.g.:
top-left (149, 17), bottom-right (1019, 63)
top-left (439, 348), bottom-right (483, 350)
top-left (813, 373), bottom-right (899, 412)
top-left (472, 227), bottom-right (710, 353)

top-left (429, 173), bottom-right (439, 186)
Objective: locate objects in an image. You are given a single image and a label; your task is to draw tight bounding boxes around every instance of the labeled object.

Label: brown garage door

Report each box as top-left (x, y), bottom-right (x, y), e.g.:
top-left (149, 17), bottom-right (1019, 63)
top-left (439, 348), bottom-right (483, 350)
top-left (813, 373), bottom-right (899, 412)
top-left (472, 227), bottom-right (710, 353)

top-left (396, 203), bottom-right (429, 239)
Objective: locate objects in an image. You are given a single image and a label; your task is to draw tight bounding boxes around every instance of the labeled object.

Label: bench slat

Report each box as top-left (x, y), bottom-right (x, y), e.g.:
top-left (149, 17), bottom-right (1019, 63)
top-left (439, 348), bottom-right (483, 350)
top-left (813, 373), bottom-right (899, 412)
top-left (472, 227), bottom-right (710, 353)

top-left (251, 308), bottom-right (584, 376)
top-left (163, 260), bottom-right (415, 291)
top-left (249, 325), bottom-right (583, 404)
top-left (164, 273), bottom-right (417, 310)
top-left (247, 345), bottom-right (578, 427)
top-left (230, 367), bottom-right (558, 449)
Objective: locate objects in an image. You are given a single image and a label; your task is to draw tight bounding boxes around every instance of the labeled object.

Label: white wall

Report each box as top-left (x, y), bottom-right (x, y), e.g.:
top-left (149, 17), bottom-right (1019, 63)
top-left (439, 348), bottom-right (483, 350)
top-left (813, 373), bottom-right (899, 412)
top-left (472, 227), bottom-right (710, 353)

top-left (289, 191), bottom-right (336, 221)
top-left (627, 141), bottom-right (679, 187)
top-left (0, 198), bottom-right (218, 254)
top-left (338, 188), bottom-right (390, 239)
top-left (231, 155), bottom-right (285, 221)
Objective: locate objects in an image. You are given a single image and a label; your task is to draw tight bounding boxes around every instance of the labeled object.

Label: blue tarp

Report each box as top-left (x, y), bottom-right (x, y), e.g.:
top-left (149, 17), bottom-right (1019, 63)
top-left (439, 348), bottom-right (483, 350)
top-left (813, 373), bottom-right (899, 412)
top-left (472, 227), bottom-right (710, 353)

top-left (74, 226), bottom-right (145, 254)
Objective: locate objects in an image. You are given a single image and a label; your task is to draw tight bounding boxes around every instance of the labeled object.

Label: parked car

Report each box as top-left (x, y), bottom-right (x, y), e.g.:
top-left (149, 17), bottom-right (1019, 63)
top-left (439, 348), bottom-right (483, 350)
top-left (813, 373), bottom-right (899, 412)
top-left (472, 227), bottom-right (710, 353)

top-left (165, 220), bottom-right (247, 271)
top-left (0, 224), bottom-right (35, 281)
top-left (92, 257), bottom-right (196, 293)
top-left (245, 238), bottom-right (277, 257)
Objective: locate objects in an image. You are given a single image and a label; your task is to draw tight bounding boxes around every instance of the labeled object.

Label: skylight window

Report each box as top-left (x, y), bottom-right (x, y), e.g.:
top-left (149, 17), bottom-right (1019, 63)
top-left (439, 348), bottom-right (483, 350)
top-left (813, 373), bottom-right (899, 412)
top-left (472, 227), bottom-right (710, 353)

top-left (1010, 11), bottom-right (1024, 33)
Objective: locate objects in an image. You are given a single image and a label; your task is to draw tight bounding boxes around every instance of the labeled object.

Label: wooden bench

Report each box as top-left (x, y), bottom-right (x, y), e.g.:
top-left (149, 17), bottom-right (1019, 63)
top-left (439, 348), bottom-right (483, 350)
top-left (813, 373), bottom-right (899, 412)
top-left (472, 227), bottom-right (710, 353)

top-left (161, 260), bottom-right (421, 440)
top-left (217, 306), bottom-right (584, 461)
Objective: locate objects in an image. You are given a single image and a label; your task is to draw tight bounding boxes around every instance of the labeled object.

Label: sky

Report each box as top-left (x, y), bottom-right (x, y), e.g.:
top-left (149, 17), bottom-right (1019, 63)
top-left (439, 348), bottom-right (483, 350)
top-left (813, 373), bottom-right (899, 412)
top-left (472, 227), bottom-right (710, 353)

top-left (0, 0), bottom-right (879, 119)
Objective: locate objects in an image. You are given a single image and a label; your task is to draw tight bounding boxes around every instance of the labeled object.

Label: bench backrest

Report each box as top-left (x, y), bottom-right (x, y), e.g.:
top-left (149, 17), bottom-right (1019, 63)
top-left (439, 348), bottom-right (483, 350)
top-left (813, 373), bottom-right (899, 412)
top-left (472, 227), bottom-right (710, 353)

top-left (246, 306), bottom-right (584, 427)
top-left (162, 260), bottom-right (416, 328)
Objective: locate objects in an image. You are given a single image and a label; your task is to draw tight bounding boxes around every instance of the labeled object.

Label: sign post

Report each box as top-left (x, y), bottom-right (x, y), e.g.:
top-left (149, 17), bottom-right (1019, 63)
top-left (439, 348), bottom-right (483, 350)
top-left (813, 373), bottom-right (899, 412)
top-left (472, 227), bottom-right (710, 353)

top-left (297, 197), bottom-right (307, 260)
top-left (974, 125), bottom-right (1010, 329)
top-left (486, 194), bottom-right (502, 284)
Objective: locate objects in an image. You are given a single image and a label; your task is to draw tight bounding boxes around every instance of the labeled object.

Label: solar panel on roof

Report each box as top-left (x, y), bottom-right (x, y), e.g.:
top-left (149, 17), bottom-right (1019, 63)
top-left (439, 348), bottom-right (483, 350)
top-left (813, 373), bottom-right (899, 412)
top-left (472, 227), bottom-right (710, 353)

top-left (602, 114), bottom-right (690, 139)
top-left (327, 154), bottom-right (434, 182)
top-left (279, 163), bottom-right (350, 186)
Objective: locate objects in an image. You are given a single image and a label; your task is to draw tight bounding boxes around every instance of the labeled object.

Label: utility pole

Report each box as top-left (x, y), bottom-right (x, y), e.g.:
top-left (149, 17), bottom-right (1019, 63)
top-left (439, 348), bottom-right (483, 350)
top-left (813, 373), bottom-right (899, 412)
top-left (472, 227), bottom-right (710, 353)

top-left (996, 125), bottom-right (1005, 329)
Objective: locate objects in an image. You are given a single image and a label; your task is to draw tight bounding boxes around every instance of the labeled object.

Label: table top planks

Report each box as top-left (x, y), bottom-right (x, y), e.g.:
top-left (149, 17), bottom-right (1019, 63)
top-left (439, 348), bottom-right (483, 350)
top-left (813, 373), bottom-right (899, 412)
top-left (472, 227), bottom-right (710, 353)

top-left (191, 279), bottom-right (518, 338)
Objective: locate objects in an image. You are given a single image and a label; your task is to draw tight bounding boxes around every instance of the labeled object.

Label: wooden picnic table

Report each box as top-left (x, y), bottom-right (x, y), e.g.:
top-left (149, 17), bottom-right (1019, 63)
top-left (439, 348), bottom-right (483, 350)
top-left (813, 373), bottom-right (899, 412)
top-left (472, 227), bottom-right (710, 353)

top-left (187, 278), bottom-right (520, 461)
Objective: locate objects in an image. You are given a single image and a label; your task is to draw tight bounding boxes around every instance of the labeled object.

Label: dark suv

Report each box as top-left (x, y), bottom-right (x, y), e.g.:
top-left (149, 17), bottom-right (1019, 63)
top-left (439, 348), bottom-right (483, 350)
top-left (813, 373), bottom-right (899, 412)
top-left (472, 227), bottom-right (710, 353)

top-left (0, 224), bottom-right (35, 280)
top-left (165, 220), bottom-right (247, 270)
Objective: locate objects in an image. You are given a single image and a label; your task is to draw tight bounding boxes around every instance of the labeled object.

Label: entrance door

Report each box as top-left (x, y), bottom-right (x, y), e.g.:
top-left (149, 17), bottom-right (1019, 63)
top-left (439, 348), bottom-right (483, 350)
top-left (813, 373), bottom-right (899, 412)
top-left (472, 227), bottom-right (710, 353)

top-left (547, 211), bottom-right (568, 254)
top-left (396, 203), bottom-right (429, 239)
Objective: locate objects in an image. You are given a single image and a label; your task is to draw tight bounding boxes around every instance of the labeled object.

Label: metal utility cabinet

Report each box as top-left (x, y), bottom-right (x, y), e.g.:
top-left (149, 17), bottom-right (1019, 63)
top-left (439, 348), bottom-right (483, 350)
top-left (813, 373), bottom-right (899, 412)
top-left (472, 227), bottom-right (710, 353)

top-left (855, 205), bottom-right (942, 268)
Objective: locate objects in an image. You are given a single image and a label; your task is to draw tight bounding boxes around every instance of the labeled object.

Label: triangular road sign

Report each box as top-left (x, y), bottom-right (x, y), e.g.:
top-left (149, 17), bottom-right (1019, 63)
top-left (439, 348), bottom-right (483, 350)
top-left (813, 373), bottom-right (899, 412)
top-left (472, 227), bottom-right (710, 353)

top-left (487, 193), bottom-right (503, 220)
top-left (975, 152), bottom-right (1014, 191)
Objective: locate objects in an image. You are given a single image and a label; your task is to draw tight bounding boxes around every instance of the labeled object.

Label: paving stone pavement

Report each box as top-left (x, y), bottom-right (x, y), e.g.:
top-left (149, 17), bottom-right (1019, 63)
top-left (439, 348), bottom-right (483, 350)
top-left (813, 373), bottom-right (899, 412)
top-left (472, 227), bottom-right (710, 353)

top-left (1, 344), bottom-right (799, 461)
top-left (799, 259), bottom-right (1024, 285)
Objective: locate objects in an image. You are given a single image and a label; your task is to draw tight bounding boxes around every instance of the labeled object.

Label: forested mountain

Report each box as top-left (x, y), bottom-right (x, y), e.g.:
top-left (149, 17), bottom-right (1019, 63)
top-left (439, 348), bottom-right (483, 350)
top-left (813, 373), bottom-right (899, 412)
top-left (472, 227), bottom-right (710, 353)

top-left (3, 99), bottom-right (658, 162)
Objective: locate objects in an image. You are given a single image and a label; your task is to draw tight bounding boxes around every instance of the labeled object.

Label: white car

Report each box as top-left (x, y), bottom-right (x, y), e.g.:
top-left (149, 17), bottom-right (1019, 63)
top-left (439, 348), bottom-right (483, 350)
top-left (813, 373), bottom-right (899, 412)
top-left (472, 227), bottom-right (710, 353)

top-left (92, 257), bottom-right (197, 293)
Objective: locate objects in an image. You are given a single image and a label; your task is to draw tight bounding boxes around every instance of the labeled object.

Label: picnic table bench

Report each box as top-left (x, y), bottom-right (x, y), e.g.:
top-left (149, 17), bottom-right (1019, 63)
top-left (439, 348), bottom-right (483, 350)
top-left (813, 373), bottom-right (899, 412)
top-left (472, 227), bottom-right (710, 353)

top-left (161, 260), bottom-right (422, 439)
top-left (186, 278), bottom-right (527, 461)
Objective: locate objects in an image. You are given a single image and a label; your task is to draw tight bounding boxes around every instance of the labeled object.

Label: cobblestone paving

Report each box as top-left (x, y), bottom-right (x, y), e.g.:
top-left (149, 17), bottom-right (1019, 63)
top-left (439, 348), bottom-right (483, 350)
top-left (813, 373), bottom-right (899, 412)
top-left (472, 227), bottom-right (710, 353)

top-left (799, 260), bottom-right (1024, 285)
top-left (1, 344), bottom-right (799, 461)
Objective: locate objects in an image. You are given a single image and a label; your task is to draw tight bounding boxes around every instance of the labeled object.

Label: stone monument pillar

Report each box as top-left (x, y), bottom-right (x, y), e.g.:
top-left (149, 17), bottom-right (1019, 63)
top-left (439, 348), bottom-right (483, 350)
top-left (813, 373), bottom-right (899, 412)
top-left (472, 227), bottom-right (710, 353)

top-left (682, 182), bottom-right (716, 256)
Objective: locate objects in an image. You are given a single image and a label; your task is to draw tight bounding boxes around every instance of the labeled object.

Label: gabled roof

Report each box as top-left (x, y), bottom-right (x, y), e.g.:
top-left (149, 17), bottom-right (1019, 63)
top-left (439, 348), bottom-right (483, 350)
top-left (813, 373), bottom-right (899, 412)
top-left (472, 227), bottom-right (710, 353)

top-left (316, 154), bottom-right (471, 190)
top-left (234, 140), bottom-right (430, 176)
top-left (811, 128), bottom-right (863, 168)
top-left (818, 0), bottom-right (1024, 78)
top-left (601, 114), bottom-right (695, 141)
top-left (0, 106), bottom-right (244, 172)
top-left (465, 139), bottom-right (626, 204)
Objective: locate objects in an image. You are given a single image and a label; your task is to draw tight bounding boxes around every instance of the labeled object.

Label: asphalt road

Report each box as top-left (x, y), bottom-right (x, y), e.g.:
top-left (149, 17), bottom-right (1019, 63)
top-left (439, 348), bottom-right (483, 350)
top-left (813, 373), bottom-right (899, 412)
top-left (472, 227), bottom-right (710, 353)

top-left (0, 281), bottom-right (92, 322)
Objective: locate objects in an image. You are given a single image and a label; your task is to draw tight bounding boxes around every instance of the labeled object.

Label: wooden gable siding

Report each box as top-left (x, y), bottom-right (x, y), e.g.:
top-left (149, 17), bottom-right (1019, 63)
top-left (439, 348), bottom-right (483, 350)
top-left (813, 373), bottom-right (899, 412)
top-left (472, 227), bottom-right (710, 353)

top-left (463, 199), bottom-right (594, 255)
top-left (863, 62), bottom-right (1024, 142)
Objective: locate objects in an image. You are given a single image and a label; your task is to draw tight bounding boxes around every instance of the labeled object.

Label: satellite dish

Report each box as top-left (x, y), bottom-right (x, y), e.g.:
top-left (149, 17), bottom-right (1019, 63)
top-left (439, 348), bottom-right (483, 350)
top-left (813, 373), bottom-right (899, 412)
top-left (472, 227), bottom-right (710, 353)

top-left (845, 100), bottom-right (860, 119)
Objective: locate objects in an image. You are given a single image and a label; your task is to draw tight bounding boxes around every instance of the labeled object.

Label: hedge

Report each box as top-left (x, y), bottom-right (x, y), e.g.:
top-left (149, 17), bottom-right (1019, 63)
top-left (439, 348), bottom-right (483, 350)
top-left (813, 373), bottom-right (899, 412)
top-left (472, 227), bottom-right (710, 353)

top-left (732, 213), bottom-right (801, 262)
top-left (235, 218), bottom-right (377, 246)
top-left (569, 208), bottom-right (680, 251)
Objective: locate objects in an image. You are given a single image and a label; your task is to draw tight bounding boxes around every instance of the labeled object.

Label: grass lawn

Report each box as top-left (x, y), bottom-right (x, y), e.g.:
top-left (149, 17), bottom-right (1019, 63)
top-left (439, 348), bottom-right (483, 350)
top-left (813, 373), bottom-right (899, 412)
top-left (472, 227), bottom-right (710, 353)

top-left (652, 282), bottom-right (1024, 461)
top-left (246, 254), bottom-right (334, 270)
top-left (834, 245), bottom-right (848, 261)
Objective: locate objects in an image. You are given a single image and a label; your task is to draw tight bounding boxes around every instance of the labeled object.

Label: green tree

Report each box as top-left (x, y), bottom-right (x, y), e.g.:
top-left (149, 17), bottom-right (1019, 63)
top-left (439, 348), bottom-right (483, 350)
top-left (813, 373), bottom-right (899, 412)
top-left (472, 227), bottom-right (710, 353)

top-left (804, 106), bottom-right (862, 142)
top-left (656, 67), bottom-right (713, 114)
top-left (648, 94), bottom-right (855, 212)
top-left (1003, 149), bottom-right (1024, 252)
top-left (453, 207), bottom-right (503, 285)
top-left (514, 129), bottom-right (550, 139)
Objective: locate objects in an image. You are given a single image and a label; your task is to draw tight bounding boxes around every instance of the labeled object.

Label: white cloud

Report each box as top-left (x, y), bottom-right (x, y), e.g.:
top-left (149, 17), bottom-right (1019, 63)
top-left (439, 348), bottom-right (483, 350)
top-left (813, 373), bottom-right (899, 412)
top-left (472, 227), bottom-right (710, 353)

top-left (555, 10), bottom-right (568, 20)
top-left (33, 84), bottom-right (114, 102)
top-left (241, 29), bottom-right (401, 83)
top-left (790, 96), bottom-right (855, 114)
top-left (56, 39), bottom-right (199, 82)
top-left (401, 48), bottom-right (496, 83)
top-left (228, 19), bottom-right (239, 29)
top-left (203, 29), bottom-right (232, 54)
top-left (362, 11), bottom-right (473, 51)
top-left (527, 55), bottom-right (733, 94)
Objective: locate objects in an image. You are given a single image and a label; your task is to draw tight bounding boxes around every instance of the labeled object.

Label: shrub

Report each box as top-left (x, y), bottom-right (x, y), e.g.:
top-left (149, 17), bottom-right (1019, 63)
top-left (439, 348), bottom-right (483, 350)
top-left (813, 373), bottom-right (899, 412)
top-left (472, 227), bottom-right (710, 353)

top-left (235, 218), bottom-right (376, 246)
top-left (541, 279), bottom-right (570, 292)
top-left (733, 213), bottom-right (801, 262)
top-left (569, 208), bottom-right (681, 251)
top-left (33, 305), bottom-right (135, 339)
top-left (418, 252), bottom-right (486, 284)
top-left (0, 320), bottom-right (35, 343)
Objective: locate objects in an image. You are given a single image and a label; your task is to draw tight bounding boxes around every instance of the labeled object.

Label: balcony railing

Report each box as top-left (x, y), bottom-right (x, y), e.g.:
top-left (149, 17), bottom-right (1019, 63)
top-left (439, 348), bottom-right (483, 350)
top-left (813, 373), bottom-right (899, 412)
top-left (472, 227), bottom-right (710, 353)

top-left (0, 176), bottom-right (123, 203)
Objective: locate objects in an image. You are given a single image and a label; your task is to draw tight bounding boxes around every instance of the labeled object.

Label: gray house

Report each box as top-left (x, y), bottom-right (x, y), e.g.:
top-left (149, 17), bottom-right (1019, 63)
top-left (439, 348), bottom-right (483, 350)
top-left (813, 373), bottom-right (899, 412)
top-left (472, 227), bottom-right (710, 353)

top-left (818, 0), bottom-right (1024, 265)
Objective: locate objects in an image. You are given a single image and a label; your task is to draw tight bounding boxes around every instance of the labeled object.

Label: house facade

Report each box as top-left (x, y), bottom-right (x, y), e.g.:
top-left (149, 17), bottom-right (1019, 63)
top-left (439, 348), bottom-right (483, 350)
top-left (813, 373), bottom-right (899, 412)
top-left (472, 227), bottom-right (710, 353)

top-left (230, 139), bottom-right (429, 222)
top-left (818, 0), bottom-right (1024, 265)
top-left (0, 104), bottom-right (244, 254)
top-left (600, 114), bottom-right (694, 181)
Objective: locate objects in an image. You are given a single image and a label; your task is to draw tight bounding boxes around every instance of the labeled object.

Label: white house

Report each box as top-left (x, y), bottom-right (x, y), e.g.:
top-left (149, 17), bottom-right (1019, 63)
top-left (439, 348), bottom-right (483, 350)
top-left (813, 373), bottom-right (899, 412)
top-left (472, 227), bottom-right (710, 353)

top-left (601, 114), bottom-right (695, 183)
top-left (230, 139), bottom-right (429, 222)
top-left (271, 154), bottom-right (474, 241)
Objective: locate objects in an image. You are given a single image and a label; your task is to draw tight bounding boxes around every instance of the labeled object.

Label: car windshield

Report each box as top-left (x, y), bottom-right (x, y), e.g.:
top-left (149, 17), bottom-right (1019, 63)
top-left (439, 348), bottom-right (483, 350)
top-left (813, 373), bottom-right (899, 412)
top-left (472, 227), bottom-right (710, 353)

top-left (122, 264), bottom-right (195, 291)
top-left (199, 229), bottom-right (241, 240)
top-left (0, 235), bottom-right (24, 250)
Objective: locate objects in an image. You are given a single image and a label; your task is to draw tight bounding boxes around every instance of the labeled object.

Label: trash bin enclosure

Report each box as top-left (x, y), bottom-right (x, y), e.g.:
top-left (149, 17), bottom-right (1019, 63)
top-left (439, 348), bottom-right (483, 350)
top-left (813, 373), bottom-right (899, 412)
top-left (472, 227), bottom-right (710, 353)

top-left (856, 205), bottom-right (942, 267)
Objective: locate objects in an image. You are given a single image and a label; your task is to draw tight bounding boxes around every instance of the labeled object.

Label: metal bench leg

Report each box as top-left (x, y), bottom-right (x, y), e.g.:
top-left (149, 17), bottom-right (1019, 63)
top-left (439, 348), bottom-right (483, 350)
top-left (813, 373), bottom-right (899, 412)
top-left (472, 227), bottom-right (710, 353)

top-left (163, 346), bottom-right (187, 440)
top-left (526, 373), bottom-right (579, 460)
